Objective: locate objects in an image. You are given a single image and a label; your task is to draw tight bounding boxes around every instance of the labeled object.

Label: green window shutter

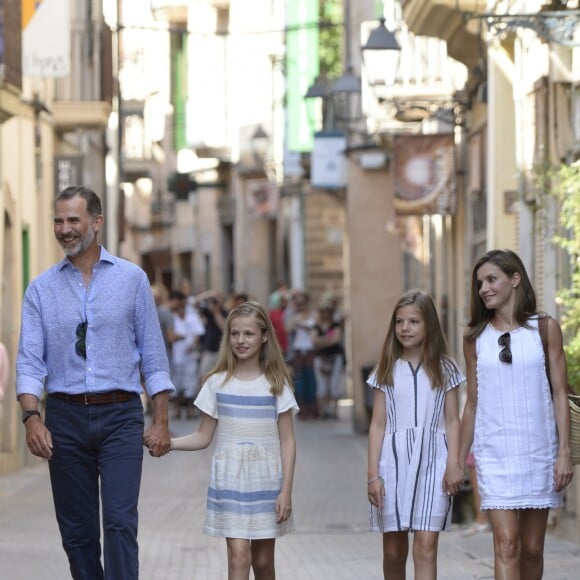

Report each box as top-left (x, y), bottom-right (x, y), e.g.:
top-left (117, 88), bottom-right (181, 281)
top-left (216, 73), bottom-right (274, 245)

top-left (22, 227), bottom-right (30, 293)
top-left (171, 30), bottom-right (188, 151)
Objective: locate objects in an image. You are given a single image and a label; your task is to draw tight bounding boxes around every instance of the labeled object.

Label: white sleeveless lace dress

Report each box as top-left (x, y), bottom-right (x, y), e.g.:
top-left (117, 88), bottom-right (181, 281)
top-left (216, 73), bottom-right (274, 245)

top-left (474, 319), bottom-right (563, 510)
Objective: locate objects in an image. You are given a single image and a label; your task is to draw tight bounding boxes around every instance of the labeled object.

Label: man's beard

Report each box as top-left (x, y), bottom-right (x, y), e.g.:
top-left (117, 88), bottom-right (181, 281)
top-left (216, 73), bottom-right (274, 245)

top-left (59, 227), bottom-right (95, 258)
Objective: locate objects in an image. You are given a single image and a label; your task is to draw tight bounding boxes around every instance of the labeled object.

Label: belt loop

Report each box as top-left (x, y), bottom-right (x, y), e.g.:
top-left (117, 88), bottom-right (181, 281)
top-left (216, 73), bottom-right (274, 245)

top-left (84, 393), bottom-right (89, 405)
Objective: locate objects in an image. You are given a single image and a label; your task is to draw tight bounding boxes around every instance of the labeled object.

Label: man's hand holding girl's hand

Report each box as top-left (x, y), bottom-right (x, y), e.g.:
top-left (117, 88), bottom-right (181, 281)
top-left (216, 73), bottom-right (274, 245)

top-left (143, 425), bottom-right (171, 457)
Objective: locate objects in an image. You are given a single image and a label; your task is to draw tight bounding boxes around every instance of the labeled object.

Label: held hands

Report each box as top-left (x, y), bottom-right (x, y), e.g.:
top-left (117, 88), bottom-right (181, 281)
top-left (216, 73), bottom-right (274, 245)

top-left (143, 424), bottom-right (171, 457)
top-left (443, 463), bottom-right (464, 497)
top-left (275, 489), bottom-right (293, 524)
top-left (367, 476), bottom-right (385, 509)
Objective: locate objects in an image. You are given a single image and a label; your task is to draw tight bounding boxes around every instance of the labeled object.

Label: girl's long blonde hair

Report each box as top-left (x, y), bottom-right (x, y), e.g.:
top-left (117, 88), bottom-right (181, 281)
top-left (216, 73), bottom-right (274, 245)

top-left (375, 289), bottom-right (453, 390)
top-left (204, 301), bottom-right (293, 395)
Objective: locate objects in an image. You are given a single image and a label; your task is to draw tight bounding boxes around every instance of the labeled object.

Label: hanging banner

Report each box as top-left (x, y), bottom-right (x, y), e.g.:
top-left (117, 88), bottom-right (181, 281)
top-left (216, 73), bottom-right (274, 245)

top-left (393, 134), bottom-right (456, 215)
top-left (311, 131), bottom-right (347, 190)
top-left (22, 0), bottom-right (70, 77)
top-left (246, 179), bottom-right (280, 219)
top-left (286, 0), bottom-right (318, 153)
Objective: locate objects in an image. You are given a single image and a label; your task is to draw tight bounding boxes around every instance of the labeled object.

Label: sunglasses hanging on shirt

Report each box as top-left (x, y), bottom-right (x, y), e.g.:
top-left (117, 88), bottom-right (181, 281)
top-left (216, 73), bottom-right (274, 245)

top-left (75, 321), bottom-right (88, 358)
top-left (498, 332), bottom-right (512, 364)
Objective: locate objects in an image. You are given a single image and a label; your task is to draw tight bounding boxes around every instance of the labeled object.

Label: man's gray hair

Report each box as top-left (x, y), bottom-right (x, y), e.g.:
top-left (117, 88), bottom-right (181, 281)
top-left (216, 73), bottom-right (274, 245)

top-left (56, 186), bottom-right (102, 219)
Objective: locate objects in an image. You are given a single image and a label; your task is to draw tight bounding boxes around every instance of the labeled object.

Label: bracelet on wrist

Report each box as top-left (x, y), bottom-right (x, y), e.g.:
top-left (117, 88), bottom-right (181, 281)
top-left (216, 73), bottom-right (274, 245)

top-left (367, 476), bottom-right (384, 485)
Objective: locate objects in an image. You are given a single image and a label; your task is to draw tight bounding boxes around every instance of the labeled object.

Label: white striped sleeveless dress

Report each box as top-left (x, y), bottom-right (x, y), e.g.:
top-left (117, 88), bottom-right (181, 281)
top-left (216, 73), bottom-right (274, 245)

top-left (368, 358), bottom-right (464, 532)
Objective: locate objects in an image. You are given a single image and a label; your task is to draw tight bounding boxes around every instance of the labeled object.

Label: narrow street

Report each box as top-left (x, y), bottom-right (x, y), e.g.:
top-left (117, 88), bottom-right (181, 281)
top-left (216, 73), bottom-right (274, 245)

top-left (2, 405), bottom-right (579, 579)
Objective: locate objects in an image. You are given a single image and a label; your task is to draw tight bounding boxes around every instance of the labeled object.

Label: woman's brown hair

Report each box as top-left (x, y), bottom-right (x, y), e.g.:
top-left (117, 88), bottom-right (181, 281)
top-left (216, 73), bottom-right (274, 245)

top-left (466, 249), bottom-right (537, 342)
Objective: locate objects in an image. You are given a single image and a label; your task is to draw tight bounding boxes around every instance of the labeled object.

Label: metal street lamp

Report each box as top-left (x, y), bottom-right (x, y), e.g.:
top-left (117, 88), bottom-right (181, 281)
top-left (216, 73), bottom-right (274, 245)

top-left (332, 68), bottom-right (361, 94)
top-left (331, 66), bottom-right (361, 126)
top-left (250, 124), bottom-right (269, 171)
top-left (361, 18), bottom-right (401, 87)
top-left (305, 75), bottom-right (334, 131)
top-left (305, 75), bottom-right (330, 100)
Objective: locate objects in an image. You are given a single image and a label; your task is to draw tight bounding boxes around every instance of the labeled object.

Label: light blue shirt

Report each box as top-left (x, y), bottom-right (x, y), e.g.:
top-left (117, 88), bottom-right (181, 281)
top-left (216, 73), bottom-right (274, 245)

top-left (16, 247), bottom-right (175, 399)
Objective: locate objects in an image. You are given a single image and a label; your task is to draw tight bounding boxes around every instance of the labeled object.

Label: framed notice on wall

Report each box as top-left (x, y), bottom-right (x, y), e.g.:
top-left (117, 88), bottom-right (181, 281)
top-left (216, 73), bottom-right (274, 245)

top-left (311, 131), bottom-right (347, 190)
top-left (22, 0), bottom-right (70, 77)
top-left (54, 155), bottom-right (83, 196)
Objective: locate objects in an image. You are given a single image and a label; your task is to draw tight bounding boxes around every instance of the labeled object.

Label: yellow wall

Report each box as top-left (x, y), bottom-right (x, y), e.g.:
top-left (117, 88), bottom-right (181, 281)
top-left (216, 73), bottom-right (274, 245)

top-left (345, 157), bottom-right (403, 432)
top-left (487, 44), bottom-right (518, 251)
top-left (0, 109), bottom-right (59, 473)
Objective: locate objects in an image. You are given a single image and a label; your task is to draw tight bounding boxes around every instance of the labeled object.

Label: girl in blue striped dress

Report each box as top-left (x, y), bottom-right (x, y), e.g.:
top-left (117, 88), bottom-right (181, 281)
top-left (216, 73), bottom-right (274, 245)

top-left (367, 290), bottom-right (464, 579)
top-left (170, 301), bottom-right (298, 580)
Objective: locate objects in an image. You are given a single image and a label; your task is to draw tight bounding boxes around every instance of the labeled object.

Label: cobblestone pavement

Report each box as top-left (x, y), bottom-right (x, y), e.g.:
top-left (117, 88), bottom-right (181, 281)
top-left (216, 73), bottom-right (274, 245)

top-left (2, 404), bottom-right (579, 579)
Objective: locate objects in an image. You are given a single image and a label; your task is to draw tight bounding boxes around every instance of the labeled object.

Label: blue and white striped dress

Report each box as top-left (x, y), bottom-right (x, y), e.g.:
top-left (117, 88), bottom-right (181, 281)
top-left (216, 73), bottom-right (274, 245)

top-left (367, 358), bottom-right (464, 532)
top-left (195, 372), bottom-right (299, 539)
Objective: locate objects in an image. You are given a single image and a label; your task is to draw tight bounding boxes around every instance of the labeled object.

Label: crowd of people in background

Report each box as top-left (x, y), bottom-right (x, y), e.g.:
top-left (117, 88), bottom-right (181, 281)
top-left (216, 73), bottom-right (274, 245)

top-left (151, 280), bottom-right (346, 423)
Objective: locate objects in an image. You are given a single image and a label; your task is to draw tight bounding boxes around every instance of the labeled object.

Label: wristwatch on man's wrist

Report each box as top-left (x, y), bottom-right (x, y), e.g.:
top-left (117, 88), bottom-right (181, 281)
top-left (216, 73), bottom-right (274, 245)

top-left (22, 410), bottom-right (41, 424)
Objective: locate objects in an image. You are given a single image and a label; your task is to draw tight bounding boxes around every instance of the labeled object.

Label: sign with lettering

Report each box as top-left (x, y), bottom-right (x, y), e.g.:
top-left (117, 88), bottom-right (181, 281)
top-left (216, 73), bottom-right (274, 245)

top-left (54, 156), bottom-right (83, 196)
top-left (22, 0), bottom-right (70, 77)
top-left (311, 131), bottom-right (347, 190)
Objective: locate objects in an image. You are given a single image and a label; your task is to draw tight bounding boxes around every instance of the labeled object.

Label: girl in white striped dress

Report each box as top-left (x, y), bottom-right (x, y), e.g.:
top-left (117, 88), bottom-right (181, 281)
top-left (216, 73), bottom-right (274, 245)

top-left (170, 301), bottom-right (298, 580)
top-left (367, 290), bottom-right (464, 579)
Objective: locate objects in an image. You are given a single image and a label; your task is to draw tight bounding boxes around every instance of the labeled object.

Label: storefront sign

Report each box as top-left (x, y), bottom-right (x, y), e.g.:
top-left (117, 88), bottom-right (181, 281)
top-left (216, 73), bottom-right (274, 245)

top-left (311, 131), bottom-right (347, 190)
top-left (246, 179), bottom-right (279, 219)
top-left (22, 0), bottom-right (70, 77)
top-left (393, 133), bottom-right (456, 215)
top-left (54, 155), bottom-right (83, 196)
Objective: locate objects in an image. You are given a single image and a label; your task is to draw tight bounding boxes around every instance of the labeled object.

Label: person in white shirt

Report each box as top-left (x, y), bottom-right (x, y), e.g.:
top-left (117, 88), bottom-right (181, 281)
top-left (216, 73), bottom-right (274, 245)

top-left (169, 290), bottom-right (205, 420)
top-left (285, 290), bottom-right (318, 418)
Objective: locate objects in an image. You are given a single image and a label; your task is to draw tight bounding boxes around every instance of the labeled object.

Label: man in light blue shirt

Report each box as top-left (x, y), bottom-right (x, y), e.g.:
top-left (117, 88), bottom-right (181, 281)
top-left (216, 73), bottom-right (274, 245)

top-left (16, 186), bottom-right (174, 580)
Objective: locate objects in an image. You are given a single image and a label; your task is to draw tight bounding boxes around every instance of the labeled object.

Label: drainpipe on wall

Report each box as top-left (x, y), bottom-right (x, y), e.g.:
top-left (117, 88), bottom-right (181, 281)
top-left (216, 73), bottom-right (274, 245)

top-left (289, 191), bottom-right (305, 290)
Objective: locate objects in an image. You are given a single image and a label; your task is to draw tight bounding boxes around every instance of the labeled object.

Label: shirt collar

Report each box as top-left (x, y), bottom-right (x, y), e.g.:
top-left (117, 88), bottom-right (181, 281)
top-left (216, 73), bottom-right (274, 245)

top-left (57, 246), bottom-right (116, 271)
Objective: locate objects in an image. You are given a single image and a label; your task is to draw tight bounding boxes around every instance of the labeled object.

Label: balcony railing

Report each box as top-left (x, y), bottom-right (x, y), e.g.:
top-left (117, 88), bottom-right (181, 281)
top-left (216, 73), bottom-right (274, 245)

top-left (48, 18), bottom-right (113, 131)
top-left (53, 19), bottom-right (113, 103)
top-left (151, 197), bottom-right (175, 228)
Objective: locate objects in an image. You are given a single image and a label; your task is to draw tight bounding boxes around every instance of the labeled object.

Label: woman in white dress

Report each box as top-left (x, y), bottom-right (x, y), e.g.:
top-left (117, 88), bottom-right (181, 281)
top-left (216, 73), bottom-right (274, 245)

top-left (459, 249), bottom-right (573, 580)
